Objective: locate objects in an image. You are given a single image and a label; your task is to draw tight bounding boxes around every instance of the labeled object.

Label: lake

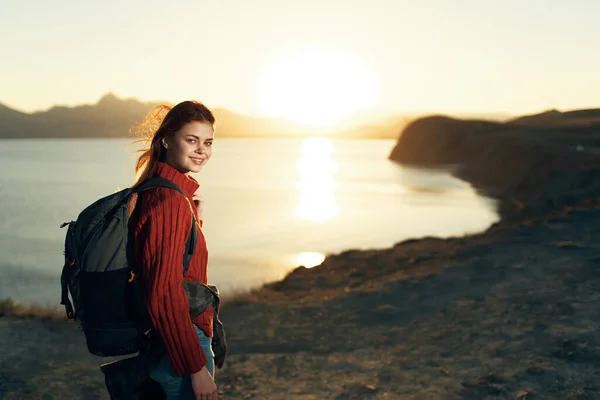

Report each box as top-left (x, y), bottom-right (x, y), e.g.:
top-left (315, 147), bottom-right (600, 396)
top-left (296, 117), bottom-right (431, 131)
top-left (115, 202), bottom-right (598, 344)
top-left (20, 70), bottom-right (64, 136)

top-left (0, 137), bottom-right (499, 306)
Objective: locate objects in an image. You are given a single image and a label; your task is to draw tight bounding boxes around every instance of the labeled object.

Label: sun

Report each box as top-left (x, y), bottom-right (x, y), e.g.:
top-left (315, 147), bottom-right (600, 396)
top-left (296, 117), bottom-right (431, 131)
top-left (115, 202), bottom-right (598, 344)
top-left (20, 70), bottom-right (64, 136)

top-left (256, 48), bottom-right (379, 126)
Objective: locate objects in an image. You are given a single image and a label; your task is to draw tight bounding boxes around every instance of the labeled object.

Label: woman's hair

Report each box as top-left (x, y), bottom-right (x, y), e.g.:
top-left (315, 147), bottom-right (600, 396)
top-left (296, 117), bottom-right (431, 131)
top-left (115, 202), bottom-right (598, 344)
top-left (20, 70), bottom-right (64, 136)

top-left (131, 100), bottom-right (215, 185)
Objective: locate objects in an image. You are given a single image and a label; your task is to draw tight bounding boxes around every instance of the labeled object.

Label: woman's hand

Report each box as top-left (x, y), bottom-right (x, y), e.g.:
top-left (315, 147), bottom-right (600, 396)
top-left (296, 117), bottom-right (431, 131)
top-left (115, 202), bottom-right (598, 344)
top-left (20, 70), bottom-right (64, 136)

top-left (191, 366), bottom-right (217, 400)
top-left (192, 187), bottom-right (204, 221)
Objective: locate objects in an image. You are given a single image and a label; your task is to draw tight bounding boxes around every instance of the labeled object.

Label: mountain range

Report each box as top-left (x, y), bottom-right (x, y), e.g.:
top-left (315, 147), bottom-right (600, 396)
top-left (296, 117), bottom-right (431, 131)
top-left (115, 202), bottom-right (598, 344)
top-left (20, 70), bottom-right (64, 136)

top-left (0, 94), bottom-right (414, 139)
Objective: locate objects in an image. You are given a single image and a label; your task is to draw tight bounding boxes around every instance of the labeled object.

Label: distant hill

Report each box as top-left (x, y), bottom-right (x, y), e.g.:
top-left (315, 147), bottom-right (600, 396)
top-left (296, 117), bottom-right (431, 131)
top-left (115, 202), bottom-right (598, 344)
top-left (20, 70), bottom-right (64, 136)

top-left (389, 108), bottom-right (600, 166)
top-left (509, 108), bottom-right (600, 127)
top-left (0, 94), bottom-right (162, 138)
top-left (0, 94), bottom-right (407, 139)
top-left (388, 108), bottom-right (600, 220)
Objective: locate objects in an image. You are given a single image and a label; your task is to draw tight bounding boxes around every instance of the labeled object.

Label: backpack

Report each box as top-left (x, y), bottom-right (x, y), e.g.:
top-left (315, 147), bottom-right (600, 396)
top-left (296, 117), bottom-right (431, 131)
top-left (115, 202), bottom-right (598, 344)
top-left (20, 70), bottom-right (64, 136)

top-left (59, 177), bottom-right (198, 357)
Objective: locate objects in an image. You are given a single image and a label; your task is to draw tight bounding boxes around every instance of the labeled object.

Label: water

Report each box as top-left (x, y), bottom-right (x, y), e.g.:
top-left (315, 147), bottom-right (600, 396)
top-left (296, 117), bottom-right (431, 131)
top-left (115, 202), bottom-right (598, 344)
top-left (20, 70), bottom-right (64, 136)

top-left (0, 137), bottom-right (499, 306)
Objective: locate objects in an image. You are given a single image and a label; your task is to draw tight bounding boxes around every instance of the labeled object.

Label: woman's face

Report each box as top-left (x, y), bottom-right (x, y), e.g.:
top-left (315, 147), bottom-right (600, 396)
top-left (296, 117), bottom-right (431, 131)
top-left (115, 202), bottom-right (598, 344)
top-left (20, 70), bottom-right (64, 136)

top-left (162, 121), bottom-right (214, 174)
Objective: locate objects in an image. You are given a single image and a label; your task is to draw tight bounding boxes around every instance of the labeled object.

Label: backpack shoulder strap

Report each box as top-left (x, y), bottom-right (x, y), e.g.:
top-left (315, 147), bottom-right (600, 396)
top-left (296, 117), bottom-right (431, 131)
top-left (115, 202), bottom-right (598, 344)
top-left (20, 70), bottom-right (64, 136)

top-left (134, 177), bottom-right (198, 274)
top-left (134, 177), bottom-right (186, 195)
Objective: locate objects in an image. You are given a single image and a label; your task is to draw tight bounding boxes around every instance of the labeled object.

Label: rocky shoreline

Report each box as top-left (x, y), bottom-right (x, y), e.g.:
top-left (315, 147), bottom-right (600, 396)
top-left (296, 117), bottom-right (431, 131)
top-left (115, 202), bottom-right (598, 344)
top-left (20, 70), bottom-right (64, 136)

top-left (4, 206), bottom-right (600, 399)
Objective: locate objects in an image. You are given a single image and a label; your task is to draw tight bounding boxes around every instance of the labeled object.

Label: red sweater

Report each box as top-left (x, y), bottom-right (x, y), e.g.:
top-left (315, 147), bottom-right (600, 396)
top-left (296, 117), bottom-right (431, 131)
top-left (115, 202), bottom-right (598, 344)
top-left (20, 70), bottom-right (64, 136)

top-left (133, 162), bottom-right (213, 376)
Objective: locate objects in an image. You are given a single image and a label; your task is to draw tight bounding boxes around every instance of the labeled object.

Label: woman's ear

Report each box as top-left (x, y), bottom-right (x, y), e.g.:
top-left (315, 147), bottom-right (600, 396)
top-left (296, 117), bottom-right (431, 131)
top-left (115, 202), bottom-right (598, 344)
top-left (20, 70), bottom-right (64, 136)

top-left (161, 138), bottom-right (169, 149)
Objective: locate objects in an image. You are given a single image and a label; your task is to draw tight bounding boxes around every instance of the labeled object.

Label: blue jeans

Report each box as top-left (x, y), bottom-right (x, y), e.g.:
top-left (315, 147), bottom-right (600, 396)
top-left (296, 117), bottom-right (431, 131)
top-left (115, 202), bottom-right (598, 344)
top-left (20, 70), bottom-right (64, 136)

top-left (149, 325), bottom-right (215, 399)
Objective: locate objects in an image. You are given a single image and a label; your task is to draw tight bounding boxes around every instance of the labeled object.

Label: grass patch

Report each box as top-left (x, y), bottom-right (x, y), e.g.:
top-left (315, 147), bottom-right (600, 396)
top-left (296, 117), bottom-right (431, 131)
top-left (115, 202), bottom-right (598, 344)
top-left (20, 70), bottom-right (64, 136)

top-left (220, 287), bottom-right (263, 308)
top-left (0, 298), bottom-right (64, 320)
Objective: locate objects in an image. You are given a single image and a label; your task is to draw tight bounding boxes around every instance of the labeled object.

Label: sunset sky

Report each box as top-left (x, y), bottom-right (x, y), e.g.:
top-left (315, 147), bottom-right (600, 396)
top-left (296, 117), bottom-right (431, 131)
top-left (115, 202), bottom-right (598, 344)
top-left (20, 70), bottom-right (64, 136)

top-left (1, 1), bottom-right (599, 124)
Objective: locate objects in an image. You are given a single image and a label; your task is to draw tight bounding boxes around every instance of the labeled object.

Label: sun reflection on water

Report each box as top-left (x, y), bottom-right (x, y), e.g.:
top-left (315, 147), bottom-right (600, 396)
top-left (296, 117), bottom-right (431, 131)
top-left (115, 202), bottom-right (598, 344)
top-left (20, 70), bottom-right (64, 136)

top-left (295, 138), bottom-right (340, 222)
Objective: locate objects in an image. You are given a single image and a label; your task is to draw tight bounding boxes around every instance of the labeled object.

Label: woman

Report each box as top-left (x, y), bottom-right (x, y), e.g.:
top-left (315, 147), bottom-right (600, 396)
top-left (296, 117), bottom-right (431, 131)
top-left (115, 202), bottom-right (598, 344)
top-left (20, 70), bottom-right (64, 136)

top-left (130, 100), bottom-right (218, 400)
